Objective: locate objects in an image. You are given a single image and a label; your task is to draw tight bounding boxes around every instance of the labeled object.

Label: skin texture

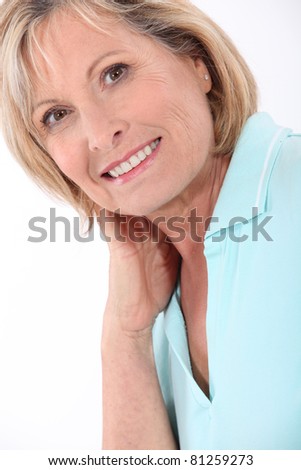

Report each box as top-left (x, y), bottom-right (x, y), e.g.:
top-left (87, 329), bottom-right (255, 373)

top-left (32, 12), bottom-right (216, 219)
top-left (31, 11), bottom-right (231, 448)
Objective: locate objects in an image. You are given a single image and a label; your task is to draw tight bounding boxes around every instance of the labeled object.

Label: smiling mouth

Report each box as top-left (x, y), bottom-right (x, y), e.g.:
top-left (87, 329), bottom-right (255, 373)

top-left (102, 138), bottom-right (161, 179)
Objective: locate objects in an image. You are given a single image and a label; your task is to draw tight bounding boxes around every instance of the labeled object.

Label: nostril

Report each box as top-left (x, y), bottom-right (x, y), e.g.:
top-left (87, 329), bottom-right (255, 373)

top-left (113, 130), bottom-right (122, 139)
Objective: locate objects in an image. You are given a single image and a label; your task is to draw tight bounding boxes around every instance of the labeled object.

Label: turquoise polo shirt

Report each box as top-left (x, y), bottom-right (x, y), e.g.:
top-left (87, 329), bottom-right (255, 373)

top-left (152, 113), bottom-right (301, 450)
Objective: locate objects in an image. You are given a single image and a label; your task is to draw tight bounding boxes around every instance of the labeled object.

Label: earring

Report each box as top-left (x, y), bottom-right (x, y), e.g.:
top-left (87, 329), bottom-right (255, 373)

top-left (204, 74), bottom-right (209, 81)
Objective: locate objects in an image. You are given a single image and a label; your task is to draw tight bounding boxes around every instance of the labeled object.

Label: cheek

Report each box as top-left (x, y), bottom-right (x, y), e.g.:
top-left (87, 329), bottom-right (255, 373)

top-left (130, 74), bottom-right (210, 129)
top-left (49, 140), bottom-right (87, 184)
top-left (125, 82), bottom-right (163, 120)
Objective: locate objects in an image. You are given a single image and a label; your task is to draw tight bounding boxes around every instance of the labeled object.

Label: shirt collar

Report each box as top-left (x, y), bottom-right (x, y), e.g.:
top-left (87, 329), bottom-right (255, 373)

top-left (205, 112), bottom-right (292, 239)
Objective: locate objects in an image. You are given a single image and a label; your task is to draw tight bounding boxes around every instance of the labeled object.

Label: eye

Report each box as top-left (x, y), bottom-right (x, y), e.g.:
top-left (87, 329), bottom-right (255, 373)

top-left (41, 107), bottom-right (71, 129)
top-left (102, 64), bottom-right (128, 86)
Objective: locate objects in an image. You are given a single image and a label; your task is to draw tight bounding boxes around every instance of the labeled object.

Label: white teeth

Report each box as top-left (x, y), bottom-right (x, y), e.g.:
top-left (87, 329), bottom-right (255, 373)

top-left (121, 161), bottom-right (132, 172)
top-left (137, 150), bottom-right (147, 162)
top-left (107, 138), bottom-right (160, 178)
top-left (109, 169), bottom-right (119, 178)
top-left (144, 145), bottom-right (152, 156)
top-left (129, 155), bottom-right (141, 167)
top-left (115, 166), bottom-right (124, 176)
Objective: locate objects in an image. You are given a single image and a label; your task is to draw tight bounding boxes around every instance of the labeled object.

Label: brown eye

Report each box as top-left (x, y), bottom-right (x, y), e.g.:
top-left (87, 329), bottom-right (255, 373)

top-left (103, 64), bottom-right (128, 85)
top-left (53, 110), bottom-right (68, 121)
top-left (42, 107), bottom-right (71, 129)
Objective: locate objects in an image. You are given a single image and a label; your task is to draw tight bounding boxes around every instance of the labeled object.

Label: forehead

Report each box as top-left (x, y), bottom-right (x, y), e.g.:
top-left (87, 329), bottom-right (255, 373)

top-left (30, 9), bottom-right (157, 96)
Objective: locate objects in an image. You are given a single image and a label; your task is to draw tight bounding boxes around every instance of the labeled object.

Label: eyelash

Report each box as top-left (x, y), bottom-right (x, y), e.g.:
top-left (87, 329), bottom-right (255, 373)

top-left (40, 63), bottom-right (128, 130)
top-left (101, 63), bottom-right (128, 86)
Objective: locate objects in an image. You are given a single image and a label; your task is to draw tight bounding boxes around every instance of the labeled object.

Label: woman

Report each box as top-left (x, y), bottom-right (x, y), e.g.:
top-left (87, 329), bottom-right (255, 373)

top-left (0, 0), bottom-right (300, 450)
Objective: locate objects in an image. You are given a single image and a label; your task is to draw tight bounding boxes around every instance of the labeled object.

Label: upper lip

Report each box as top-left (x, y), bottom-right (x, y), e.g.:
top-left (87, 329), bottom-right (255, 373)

top-left (100, 137), bottom-right (160, 176)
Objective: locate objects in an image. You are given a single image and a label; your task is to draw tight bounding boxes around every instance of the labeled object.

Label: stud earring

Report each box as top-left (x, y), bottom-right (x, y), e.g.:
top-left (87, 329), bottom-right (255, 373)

top-left (204, 74), bottom-right (209, 81)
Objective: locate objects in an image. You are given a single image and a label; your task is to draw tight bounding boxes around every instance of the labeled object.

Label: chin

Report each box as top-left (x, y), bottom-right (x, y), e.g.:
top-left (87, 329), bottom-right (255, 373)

top-left (117, 205), bottom-right (154, 217)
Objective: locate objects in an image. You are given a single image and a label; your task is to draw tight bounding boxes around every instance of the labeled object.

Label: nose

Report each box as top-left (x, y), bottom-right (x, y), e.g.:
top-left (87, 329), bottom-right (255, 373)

top-left (82, 107), bottom-right (129, 153)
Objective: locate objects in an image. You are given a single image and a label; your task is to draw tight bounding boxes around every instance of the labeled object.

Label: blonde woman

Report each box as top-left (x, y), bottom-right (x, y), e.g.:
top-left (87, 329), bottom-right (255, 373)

top-left (1, 0), bottom-right (300, 450)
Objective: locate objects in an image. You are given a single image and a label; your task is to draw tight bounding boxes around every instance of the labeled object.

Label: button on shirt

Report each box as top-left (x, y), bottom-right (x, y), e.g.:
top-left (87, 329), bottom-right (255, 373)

top-left (152, 113), bottom-right (301, 449)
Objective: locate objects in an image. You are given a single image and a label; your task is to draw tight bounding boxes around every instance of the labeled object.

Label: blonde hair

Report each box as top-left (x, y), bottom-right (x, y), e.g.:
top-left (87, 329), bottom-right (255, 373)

top-left (0, 0), bottom-right (257, 220)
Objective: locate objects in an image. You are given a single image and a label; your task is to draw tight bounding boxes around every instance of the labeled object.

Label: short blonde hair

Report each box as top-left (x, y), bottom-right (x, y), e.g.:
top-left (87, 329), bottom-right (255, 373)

top-left (0, 0), bottom-right (257, 220)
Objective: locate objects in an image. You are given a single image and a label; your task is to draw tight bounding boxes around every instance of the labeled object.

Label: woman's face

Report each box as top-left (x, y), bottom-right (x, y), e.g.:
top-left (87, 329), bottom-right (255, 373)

top-left (32, 11), bottom-right (214, 216)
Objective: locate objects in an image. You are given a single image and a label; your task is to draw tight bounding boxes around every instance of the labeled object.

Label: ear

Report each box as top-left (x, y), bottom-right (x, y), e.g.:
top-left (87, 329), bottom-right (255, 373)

top-left (193, 58), bottom-right (212, 94)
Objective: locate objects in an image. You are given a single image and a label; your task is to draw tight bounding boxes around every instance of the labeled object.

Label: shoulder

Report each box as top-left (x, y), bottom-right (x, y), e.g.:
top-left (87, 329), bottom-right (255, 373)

top-left (277, 133), bottom-right (301, 168)
top-left (268, 132), bottom-right (301, 213)
top-left (279, 132), bottom-right (301, 161)
top-left (271, 132), bottom-right (301, 183)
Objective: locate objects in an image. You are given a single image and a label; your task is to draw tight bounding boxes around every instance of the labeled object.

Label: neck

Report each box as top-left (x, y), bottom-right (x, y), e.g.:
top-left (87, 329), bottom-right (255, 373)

top-left (147, 153), bottom-right (231, 261)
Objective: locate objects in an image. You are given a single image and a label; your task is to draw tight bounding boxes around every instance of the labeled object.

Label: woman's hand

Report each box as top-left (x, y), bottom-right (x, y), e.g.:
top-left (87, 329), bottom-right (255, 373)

top-left (98, 208), bottom-right (180, 334)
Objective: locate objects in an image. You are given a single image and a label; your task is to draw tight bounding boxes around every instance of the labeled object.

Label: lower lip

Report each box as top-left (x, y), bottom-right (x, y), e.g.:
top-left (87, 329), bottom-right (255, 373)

top-left (101, 140), bottom-right (161, 185)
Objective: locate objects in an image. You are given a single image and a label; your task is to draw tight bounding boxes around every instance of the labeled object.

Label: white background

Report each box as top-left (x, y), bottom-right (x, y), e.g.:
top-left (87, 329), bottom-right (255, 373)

top-left (0, 0), bottom-right (300, 449)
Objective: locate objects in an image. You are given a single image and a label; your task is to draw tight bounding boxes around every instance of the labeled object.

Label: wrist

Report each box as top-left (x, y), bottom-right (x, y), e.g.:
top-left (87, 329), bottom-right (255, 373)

top-left (103, 295), bottom-right (156, 335)
top-left (102, 308), bottom-right (154, 356)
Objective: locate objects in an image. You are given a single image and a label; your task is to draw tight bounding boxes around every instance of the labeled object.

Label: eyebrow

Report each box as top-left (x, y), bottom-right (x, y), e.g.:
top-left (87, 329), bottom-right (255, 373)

top-left (86, 49), bottom-right (125, 79)
top-left (33, 49), bottom-right (125, 113)
top-left (33, 99), bottom-right (59, 114)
